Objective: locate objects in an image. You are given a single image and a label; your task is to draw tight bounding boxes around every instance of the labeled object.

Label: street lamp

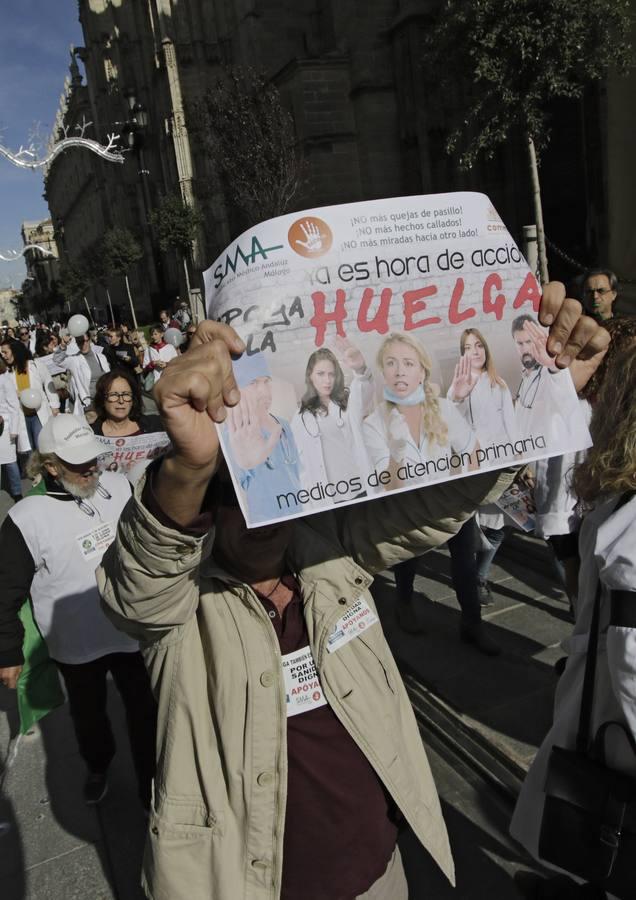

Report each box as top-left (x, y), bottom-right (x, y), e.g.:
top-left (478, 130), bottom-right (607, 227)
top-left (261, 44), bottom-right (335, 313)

top-left (124, 93), bottom-right (149, 173)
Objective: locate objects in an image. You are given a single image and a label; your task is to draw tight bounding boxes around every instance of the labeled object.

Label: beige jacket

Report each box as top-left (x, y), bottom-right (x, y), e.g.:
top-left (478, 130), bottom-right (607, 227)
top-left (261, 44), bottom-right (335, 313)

top-left (98, 467), bottom-right (512, 900)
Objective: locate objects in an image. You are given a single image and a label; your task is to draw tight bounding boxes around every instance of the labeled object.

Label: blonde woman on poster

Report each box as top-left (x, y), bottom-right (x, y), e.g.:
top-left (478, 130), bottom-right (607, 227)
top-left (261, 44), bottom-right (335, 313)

top-left (363, 332), bottom-right (477, 489)
top-left (447, 328), bottom-right (518, 459)
top-left (291, 339), bottom-right (375, 505)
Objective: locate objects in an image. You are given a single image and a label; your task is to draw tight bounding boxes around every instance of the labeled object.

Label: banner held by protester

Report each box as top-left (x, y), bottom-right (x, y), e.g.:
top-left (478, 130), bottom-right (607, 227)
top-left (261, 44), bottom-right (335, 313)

top-left (204, 192), bottom-right (591, 528)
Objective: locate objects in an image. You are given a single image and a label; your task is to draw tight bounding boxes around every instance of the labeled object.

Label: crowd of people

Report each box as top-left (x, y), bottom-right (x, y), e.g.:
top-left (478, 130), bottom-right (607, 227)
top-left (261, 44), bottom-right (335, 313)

top-left (0, 272), bottom-right (633, 900)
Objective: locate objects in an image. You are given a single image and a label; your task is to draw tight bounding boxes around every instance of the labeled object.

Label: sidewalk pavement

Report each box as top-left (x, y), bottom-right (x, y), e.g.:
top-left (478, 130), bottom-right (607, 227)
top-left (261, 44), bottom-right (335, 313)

top-left (372, 528), bottom-right (571, 773)
top-left (0, 484), bottom-right (569, 899)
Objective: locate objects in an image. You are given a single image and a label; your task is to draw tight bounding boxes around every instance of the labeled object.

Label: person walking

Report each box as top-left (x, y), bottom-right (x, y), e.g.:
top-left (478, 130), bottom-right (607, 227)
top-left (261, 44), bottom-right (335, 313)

top-left (0, 414), bottom-right (156, 807)
top-left (510, 346), bottom-right (636, 899)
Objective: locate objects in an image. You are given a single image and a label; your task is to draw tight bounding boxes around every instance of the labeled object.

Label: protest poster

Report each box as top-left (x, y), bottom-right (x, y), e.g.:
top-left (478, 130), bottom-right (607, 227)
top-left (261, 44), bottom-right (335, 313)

top-left (203, 192), bottom-right (591, 529)
top-left (96, 431), bottom-right (171, 484)
top-left (495, 482), bottom-right (536, 533)
top-left (38, 352), bottom-right (67, 376)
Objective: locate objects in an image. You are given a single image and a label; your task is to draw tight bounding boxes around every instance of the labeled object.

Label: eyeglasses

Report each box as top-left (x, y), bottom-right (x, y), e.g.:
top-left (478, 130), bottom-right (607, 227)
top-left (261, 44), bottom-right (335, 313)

top-left (105, 391), bottom-right (133, 402)
top-left (19, 332), bottom-right (29, 337)
top-left (584, 288), bottom-right (613, 298)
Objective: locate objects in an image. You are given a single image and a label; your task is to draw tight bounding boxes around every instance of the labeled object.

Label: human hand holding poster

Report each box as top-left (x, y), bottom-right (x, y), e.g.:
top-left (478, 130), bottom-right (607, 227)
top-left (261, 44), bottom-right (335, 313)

top-left (204, 192), bottom-right (592, 528)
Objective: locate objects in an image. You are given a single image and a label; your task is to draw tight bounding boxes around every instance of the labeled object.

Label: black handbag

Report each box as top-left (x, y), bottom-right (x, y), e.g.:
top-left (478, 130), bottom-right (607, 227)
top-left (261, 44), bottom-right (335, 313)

top-left (538, 494), bottom-right (636, 898)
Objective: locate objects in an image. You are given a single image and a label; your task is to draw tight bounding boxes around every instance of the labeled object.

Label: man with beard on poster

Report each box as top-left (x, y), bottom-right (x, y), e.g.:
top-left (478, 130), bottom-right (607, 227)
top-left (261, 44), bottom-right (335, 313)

top-left (511, 314), bottom-right (590, 450)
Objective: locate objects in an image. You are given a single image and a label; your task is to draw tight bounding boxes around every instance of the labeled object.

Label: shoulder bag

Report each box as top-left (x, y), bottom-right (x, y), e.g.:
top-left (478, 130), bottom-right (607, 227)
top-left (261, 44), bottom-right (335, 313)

top-left (538, 492), bottom-right (636, 898)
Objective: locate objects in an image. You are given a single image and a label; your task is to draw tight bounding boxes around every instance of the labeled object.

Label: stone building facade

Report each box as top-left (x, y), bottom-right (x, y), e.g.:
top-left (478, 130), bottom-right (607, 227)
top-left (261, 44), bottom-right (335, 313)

top-left (43, 0), bottom-right (634, 323)
top-left (20, 220), bottom-right (61, 320)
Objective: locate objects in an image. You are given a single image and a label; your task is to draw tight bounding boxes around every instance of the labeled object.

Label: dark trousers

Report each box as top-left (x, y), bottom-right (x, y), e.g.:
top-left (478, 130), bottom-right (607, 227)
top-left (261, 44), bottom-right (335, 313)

top-left (393, 518), bottom-right (481, 623)
top-left (55, 651), bottom-right (157, 807)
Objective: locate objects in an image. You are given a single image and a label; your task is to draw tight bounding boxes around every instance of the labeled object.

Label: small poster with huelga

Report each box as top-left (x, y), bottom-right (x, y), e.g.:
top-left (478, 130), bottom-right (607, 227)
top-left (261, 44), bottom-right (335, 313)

top-left (203, 192), bottom-right (590, 528)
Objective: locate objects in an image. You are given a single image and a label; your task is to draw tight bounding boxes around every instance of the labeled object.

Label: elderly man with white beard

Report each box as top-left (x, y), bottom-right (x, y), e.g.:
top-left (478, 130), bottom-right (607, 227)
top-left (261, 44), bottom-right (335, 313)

top-left (0, 414), bottom-right (156, 807)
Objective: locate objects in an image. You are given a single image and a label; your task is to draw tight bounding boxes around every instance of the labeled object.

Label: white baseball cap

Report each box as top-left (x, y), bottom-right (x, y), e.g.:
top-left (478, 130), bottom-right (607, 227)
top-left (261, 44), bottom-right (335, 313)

top-left (38, 414), bottom-right (105, 465)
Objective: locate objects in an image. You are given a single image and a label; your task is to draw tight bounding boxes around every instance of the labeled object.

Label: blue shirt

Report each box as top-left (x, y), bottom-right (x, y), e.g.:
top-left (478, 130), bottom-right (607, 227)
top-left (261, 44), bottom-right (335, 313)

top-left (229, 416), bottom-right (301, 524)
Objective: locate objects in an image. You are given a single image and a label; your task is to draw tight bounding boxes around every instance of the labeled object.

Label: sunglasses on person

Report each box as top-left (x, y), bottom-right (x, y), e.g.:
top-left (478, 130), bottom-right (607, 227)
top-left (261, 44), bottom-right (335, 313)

top-left (105, 391), bottom-right (134, 402)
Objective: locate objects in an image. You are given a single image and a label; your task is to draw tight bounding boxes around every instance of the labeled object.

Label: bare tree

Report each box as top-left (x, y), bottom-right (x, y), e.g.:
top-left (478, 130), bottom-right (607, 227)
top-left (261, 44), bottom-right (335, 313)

top-left (194, 67), bottom-right (302, 227)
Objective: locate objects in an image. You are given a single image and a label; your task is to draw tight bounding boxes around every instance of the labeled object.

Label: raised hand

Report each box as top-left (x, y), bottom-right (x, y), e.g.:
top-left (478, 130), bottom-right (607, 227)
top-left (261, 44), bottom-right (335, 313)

top-left (450, 353), bottom-right (479, 400)
top-left (333, 335), bottom-right (366, 374)
top-left (538, 282), bottom-right (610, 391)
top-left (226, 391), bottom-right (282, 470)
top-left (524, 320), bottom-right (555, 369)
top-left (387, 414), bottom-right (409, 464)
top-left (153, 321), bottom-right (244, 473)
top-left (294, 220), bottom-right (324, 252)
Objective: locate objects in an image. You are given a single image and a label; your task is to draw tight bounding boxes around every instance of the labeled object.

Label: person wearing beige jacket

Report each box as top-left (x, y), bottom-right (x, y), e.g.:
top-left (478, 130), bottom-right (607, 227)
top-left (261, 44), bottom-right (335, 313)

top-left (97, 284), bottom-right (609, 900)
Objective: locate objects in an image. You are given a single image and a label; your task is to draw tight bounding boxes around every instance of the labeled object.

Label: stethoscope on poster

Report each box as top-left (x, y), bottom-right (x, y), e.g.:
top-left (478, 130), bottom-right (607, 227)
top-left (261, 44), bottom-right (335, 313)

top-left (514, 368), bottom-right (542, 410)
top-left (299, 407), bottom-right (346, 439)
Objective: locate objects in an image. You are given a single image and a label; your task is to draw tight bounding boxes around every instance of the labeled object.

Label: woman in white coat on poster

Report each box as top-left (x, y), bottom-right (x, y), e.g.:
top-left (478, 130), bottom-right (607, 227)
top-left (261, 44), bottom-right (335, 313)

top-left (510, 346), bottom-right (636, 899)
top-left (291, 339), bottom-right (375, 506)
top-left (447, 327), bottom-right (517, 458)
top-left (363, 331), bottom-right (477, 490)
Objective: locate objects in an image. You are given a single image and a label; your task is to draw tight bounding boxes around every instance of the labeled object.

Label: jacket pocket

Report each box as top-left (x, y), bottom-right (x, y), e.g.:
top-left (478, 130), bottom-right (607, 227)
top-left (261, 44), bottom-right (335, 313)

top-left (150, 796), bottom-right (222, 839)
top-left (357, 635), bottom-right (396, 694)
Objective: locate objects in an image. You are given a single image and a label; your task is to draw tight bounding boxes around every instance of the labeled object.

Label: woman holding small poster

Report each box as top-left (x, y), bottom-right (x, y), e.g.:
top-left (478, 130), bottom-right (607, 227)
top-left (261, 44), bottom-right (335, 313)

top-left (363, 332), bottom-right (477, 489)
top-left (91, 370), bottom-right (168, 483)
top-left (447, 328), bottom-right (517, 456)
top-left (291, 339), bottom-right (375, 505)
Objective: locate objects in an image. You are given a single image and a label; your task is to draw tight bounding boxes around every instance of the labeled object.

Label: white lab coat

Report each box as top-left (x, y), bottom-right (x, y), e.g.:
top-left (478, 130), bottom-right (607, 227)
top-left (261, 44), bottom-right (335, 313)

top-left (532, 399), bottom-right (592, 538)
top-left (53, 344), bottom-right (110, 417)
top-left (363, 397), bottom-right (477, 482)
top-left (514, 366), bottom-right (590, 453)
top-left (142, 343), bottom-right (178, 385)
top-left (11, 359), bottom-right (61, 453)
top-left (510, 494), bottom-right (636, 863)
top-left (448, 371), bottom-right (518, 458)
top-left (290, 369), bottom-right (376, 506)
top-left (0, 372), bottom-right (20, 464)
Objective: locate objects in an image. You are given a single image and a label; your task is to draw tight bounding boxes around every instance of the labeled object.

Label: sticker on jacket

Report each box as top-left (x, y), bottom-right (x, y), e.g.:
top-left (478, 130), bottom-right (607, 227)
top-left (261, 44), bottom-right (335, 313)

top-left (281, 645), bottom-right (328, 717)
top-left (327, 597), bottom-right (380, 654)
top-left (76, 522), bottom-right (117, 561)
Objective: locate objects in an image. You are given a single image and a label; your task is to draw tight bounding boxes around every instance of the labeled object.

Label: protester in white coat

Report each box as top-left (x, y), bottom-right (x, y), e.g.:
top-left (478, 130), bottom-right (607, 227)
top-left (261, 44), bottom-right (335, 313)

top-left (291, 340), bottom-right (375, 506)
top-left (0, 339), bottom-right (60, 452)
top-left (0, 361), bottom-right (23, 500)
top-left (142, 325), bottom-right (178, 387)
top-left (53, 334), bottom-right (110, 418)
top-left (510, 346), bottom-right (636, 898)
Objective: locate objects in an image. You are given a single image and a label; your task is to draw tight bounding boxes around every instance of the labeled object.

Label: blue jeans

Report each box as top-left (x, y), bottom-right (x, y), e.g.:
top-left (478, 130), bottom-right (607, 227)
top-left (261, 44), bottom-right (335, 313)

top-left (393, 518), bottom-right (483, 624)
top-left (24, 413), bottom-right (42, 450)
top-left (476, 525), bottom-right (506, 581)
top-left (1, 460), bottom-right (23, 497)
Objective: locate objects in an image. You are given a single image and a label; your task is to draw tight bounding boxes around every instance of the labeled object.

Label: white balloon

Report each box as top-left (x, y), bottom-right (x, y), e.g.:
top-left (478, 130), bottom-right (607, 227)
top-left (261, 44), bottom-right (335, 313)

top-left (164, 327), bottom-right (184, 348)
top-left (68, 314), bottom-right (90, 338)
top-left (20, 388), bottom-right (43, 411)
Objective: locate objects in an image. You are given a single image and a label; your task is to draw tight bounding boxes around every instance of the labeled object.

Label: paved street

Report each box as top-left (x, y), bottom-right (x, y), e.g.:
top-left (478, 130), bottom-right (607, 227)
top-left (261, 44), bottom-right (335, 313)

top-left (0, 486), bottom-right (566, 899)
